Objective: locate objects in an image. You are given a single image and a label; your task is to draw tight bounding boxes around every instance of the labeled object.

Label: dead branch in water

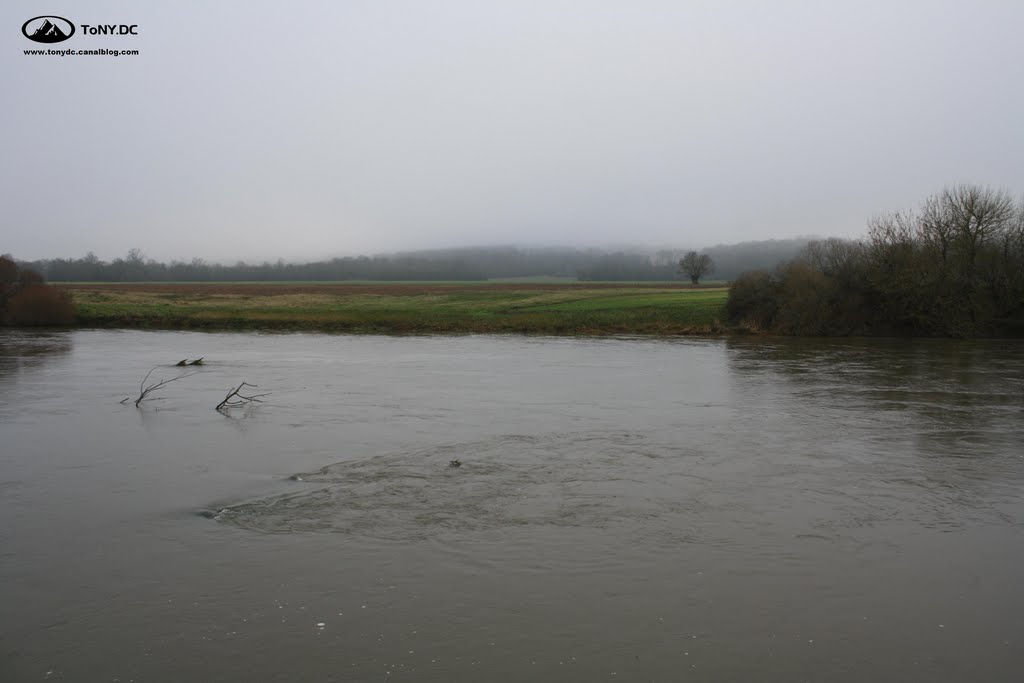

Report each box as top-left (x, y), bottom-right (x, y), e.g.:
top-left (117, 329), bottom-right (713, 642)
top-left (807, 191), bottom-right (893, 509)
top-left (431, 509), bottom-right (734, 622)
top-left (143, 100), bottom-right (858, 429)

top-left (131, 367), bottom-right (197, 407)
top-left (216, 381), bottom-right (270, 412)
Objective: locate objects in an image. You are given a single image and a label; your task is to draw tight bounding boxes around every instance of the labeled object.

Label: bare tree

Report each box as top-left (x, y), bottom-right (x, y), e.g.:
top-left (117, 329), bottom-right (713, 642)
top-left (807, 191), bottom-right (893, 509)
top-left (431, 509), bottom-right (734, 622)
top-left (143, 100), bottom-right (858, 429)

top-left (216, 382), bottom-right (270, 412)
top-left (803, 238), bottom-right (865, 278)
top-left (918, 185), bottom-right (1016, 274)
top-left (678, 251), bottom-right (715, 284)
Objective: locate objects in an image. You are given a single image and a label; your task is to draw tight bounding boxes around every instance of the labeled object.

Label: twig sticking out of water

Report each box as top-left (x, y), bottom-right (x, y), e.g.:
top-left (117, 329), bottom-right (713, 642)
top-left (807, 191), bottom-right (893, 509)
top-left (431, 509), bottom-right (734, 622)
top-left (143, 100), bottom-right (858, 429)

top-left (216, 381), bottom-right (270, 412)
top-left (131, 367), bottom-right (197, 407)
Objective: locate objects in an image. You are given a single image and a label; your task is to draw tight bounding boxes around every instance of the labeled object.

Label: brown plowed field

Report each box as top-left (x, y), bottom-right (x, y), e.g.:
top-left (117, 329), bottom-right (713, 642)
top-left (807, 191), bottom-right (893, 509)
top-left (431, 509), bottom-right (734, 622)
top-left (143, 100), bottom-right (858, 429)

top-left (61, 282), bottom-right (706, 296)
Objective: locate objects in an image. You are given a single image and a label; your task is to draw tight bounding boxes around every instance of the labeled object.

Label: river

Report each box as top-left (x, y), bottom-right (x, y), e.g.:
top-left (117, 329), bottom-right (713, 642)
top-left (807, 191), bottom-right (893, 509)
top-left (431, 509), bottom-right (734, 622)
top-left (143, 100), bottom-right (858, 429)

top-left (2, 330), bottom-right (1023, 682)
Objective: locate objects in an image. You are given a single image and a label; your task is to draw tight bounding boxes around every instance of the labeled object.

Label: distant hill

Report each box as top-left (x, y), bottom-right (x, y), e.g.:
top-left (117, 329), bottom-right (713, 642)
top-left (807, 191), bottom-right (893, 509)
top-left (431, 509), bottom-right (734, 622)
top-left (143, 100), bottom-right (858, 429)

top-left (384, 240), bottom-right (812, 281)
top-left (705, 238), bottom-right (815, 280)
top-left (20, 240), bottom-right (812, 282)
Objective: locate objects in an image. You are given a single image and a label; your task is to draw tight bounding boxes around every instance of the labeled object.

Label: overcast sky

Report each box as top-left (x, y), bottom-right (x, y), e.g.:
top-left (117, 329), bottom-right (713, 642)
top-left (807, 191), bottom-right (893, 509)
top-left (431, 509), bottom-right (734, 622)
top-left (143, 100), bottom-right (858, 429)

top-left (3, 1), bottom-right (1024, 263)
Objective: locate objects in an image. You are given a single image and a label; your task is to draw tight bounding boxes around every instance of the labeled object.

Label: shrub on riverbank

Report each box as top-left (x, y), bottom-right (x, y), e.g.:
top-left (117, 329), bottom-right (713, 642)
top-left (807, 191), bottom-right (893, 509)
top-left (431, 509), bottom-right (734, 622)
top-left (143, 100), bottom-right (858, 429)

top-left (1, 255), bottom-right (77, 326)
top-left (726, 186), bottom-right (1024, 337)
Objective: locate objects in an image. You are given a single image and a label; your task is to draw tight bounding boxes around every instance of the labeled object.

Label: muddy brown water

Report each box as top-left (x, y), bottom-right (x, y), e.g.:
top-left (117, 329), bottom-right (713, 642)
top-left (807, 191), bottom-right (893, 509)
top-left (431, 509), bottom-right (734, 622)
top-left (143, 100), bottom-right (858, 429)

top-left (2, 330), bottom-right (1022, 682)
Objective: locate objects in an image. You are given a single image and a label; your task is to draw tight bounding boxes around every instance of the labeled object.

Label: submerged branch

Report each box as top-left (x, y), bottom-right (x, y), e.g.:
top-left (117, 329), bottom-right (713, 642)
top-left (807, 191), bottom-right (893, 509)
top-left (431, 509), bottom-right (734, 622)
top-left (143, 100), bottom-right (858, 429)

top-left (133, 366), bottom-right (197, 407)
top-left (216, 381), bottom-right (270, 412)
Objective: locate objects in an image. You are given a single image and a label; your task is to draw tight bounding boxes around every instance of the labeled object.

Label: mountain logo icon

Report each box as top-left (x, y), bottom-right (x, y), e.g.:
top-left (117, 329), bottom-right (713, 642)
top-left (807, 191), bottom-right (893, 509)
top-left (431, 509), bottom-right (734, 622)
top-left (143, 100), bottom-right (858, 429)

top-left (22, 16), bottom-right (76, 43)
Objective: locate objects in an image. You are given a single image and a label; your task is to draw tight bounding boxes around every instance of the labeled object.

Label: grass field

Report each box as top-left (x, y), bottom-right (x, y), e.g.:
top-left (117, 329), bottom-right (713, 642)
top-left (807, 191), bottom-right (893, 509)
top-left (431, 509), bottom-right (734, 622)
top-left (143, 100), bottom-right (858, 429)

top-left (60, 282), bottom-right (729, 335)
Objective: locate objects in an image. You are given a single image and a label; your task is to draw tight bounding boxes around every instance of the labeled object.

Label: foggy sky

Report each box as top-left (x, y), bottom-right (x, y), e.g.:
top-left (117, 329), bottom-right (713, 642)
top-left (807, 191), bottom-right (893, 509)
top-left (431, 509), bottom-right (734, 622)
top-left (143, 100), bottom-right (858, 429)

top-left (4, 0), bottom-right (1024, 263)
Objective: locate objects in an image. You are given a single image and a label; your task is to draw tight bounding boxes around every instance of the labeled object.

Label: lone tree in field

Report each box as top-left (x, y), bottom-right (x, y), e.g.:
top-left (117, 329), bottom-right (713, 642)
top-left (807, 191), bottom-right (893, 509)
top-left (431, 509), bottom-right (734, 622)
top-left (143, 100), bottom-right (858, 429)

top-left (678, 251), bottom-right (715, 284)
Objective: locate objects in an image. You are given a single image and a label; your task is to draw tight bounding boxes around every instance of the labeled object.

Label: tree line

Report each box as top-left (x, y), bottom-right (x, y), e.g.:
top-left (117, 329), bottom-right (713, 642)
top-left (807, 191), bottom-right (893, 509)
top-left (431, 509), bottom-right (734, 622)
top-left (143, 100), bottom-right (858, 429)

top-left (726, 185), bottom-right (1024, 337)
top-left (17, 241), bottom-right (807, 283)
top-left (21, 249), bottom-right (488, 283)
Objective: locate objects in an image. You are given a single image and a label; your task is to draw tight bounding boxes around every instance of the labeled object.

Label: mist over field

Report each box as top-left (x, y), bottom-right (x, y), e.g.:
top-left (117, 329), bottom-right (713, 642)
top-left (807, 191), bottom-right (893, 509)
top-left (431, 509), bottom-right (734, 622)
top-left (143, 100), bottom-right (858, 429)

top-left (18, 239), bottom-right (812, 283)
top-left (4, 1), bottom-right (1024, 263)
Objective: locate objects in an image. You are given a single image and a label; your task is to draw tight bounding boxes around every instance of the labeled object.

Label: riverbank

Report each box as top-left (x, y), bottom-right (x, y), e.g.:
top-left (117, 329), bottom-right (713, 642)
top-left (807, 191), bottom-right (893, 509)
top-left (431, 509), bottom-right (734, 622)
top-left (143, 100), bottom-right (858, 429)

top-left (60, 282), bottom-right (728, 335)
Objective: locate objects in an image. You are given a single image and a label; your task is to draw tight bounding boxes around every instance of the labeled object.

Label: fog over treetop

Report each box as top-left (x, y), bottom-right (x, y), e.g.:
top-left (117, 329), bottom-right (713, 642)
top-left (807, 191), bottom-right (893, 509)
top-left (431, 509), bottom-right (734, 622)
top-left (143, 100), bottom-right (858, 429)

top-left (4, 0), bottom-right (1023, 263)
